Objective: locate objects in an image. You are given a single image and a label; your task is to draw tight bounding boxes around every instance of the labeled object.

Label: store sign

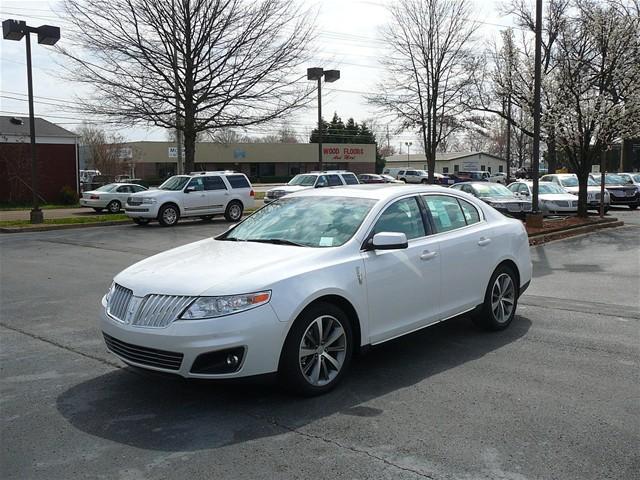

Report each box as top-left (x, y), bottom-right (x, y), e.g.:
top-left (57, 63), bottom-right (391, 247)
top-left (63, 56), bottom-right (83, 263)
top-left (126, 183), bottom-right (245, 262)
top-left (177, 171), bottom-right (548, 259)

top-left (323, 147), bottom-right (366, 161)
top-left (168, 146), bottom-right (177, 158)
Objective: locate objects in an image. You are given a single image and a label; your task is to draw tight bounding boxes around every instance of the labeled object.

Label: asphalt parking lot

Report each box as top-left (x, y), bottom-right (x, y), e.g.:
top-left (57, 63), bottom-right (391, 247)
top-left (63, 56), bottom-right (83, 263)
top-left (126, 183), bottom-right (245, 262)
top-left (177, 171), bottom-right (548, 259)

top-left (1, 209), bottom-right (639, 480)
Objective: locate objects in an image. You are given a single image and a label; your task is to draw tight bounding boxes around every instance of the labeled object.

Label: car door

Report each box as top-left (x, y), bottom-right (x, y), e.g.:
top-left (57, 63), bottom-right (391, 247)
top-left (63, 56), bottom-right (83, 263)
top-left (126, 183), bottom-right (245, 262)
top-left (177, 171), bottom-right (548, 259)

top-left (202, 175), bottom-right (229, 213)
top-left (422, 194), bottom-right (495, 317)
top-left (115, 185), bottom-right (132, 203)
top-left (182, 177), bottom-right (209, 213)
top-left (361, 196), bottom-right (442, 344)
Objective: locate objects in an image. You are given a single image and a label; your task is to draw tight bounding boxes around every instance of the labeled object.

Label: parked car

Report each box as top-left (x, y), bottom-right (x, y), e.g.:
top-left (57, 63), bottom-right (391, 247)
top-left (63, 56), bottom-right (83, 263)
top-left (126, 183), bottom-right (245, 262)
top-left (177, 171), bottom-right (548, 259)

top-left (540, 174), bottom-right (611, 211)
top-left (507, 181), bottom-right (579, 215)
top-left (380, 174), bottom-right (403, 184)
top-left (80, 183), bottom-right (148, 213)
top-left (450, 182), bottom-right (532, 217)
top-left (358, 173), bottom-right (385, 184)
top-left (618, 172), bottom-right (640, 189)
top-left (100, 184), bottom-right (532, 395)
top-left (589, 173), bottom-right (639, 210)
top-left (381, 167), bottom-right (405, 177)
top-left (489, 172), bottom-right (508, 185)
top-left (396, 169), bottom-right (428, 183)
top-left (264, 171), bottom-right (359, 203)
top-left (124, 171), bottom-right (255, 226)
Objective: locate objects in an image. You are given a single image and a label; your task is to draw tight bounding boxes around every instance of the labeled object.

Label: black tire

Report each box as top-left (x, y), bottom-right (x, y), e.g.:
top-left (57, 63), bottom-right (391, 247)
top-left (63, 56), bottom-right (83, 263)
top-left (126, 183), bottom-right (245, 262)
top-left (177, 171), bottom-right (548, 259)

top-left (401, 178), bottom-right (407, 183)
top-left (629, 204), bottom-right (638, 210)
top-left (224, 201), bottom-right (243, 222)
top-left (473, 265), bottom-right (519, 331)
top-left (106, 200), bottom-right (121, 213)
top-left (93, 208), bottom-right (103, 213)
top-left (133, 218), bottom-right (150, 226)
top-left (158, 204), bottom-right (180, 227)
top-left (278, 302), bottom-right (353, 396)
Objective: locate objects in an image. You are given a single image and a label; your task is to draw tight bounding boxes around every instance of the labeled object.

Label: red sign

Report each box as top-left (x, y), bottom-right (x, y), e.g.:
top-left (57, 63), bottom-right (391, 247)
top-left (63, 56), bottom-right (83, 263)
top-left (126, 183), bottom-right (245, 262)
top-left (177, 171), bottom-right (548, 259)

top-left (323, 146), bottom-right (366, 161)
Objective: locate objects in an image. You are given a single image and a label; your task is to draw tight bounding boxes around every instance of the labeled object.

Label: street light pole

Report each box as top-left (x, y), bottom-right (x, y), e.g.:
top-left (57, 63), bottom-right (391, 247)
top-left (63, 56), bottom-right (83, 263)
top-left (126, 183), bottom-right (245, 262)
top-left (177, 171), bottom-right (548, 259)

top-left (530, 0), bottom-right (543, 219)
top-left (405, 141), bottom-right (412, 167)
top-left (3, 19), bottom-right (60, 224)
top-left (307, 68), bottom-right (340, 171)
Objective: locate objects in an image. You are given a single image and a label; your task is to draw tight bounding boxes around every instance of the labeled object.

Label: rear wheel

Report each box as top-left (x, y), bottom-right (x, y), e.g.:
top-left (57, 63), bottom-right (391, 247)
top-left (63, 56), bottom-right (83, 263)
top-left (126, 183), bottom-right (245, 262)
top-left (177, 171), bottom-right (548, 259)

top-left (473, 265), bottom-right (518, 331)
top-left (279, 302), bottom-right (353, 396)
top-left (158, 204), bottom-right (179, 227)
top-left (133, 218), bottom-right (150, 226)
top-left (107, 200), bottom-right (121, 213)
top-left (224, 201), bottom-right (243, 222)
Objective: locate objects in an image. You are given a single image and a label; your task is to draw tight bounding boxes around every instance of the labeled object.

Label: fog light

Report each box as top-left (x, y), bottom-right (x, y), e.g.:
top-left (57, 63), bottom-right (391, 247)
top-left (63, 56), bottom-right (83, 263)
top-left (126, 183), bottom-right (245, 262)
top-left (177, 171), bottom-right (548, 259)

top-left (226, 354), bottom-right (239, 367)
top-left (190, 347), bottom-right (245, 374)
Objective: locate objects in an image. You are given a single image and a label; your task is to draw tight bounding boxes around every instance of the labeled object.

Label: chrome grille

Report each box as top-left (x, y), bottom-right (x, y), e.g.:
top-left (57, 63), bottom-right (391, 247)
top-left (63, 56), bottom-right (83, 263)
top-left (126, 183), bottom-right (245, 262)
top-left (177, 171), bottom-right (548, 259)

top-left (132, 294), bottom-right (194, 328)
top-left (555, 201), bottom-right (569, 207)
top-left (103, 333), bottom-right (183, 370)
top-left (107, 284), bottom-right (133, 322)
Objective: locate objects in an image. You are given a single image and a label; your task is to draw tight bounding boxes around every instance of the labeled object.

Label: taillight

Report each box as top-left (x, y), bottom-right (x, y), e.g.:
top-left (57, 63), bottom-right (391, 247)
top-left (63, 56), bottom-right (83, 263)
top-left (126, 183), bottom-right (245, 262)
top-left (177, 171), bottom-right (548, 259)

top-left (250, 189), bottom-right (255, 197)
top-left (90, 195), bottom-right (100, 200)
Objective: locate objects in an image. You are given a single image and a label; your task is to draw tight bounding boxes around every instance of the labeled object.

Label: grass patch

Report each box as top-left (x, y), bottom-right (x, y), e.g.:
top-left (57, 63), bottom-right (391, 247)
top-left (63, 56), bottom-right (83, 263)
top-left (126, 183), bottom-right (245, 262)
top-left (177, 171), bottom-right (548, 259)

top-left (0, 203), bottom-right (81, 211)
top-left (0, 214), bottom-right (128, 227)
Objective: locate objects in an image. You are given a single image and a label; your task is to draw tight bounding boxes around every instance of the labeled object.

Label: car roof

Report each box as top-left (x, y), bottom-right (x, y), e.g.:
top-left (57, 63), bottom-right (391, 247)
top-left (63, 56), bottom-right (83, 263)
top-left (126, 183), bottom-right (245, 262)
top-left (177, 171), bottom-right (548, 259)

top-left (289, 184), bottom-right (453, 201)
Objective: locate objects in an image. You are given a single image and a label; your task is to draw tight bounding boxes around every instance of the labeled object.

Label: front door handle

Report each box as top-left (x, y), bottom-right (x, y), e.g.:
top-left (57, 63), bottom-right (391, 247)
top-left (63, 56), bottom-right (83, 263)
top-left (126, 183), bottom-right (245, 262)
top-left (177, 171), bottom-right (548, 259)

top-left (478, 237), bottom-right (492, 247)
top-left (420, 250), bottom-right (438, 261)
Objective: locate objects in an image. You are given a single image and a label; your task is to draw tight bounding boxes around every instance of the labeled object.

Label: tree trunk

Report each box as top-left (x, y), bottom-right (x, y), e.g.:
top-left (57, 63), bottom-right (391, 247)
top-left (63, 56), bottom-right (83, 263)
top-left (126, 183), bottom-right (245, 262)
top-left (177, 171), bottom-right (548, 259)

top-left (183, 121), bottom-right (196, 174)
top-left (546, 132), bottom-right (557, 174)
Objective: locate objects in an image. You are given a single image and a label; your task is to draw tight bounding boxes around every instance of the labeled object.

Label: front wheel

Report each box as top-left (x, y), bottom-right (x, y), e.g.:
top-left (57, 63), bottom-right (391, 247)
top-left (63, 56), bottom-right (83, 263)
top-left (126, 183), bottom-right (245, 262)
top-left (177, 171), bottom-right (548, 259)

top-left (158, 204), bottom-right (180, 227)
top-left (279, 302), bottom-right (353, 396)
top-left (473, 265), bottom-right (518, 331)
top-left (224, 201), bottom-right (243, 222)
top-left (107, 200), bottom-right (121, 213)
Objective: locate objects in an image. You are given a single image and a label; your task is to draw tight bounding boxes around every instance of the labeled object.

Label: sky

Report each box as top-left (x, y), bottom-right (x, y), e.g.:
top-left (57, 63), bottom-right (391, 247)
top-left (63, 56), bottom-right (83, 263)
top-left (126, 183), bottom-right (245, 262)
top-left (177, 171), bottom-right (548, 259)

top-left (0, 0), bottom-right (516, 150)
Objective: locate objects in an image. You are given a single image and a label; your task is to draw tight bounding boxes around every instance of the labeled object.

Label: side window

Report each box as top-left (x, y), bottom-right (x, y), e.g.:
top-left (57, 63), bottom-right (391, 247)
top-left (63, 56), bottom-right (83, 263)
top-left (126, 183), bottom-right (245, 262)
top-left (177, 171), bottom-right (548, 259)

top-left (203, 176), bottom-right (227, 190)
top-left (423, 195), bottom-right (468, 233)
top-left (131, 185), bottom-right (146, 192)
top-left (518, 184), bottom-right (530, 195)
top-left (398, 170), bottom-right (405, 176)
top-left (461, 184), bottom-right (474, 194)
top-left (342, 173), bottom-right (359, 185)
top-left (315, 175), bottom-right (328, 187)
top-left (327, 174), bottom-right (342, 186)
top-left (458, 198), bottom-right (480, 225)
top-left (186, 177), bottom-right (205, 191)
top-left (406, 170), bottom-right (417, 176)
top-left (117, 185), bottom-right (131, 193)
top-left (372, 197), bottom-right (426, 240)
top-left (226, 175), bottom-right (250, 189)
top-left (508, 183), bottom-right (519, 192)
top-left (540, 175), bottom-right (551, 182)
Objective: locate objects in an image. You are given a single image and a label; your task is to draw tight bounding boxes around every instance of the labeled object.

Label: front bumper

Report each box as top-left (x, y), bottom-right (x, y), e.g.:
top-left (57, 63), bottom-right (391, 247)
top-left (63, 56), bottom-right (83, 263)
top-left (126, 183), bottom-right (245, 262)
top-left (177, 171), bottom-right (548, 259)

top-left (609, 193), bottom-right (639, 206)
top-left (99, 301), bottom-right (288, 379)
top-left (125, 204), bottom-right (160, 218)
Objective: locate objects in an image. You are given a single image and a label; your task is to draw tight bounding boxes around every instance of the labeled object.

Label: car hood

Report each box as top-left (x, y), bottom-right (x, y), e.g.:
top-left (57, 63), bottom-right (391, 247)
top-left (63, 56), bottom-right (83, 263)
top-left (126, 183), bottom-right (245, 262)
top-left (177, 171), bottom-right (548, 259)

top-left (128, 189), bottom-right (173, 198)
top-left (114, 238), bottom-right (325, 297)
top-left (481, 196), bottom-right (528, 203)
top-left (562, 186), bottom-right (602, 194)
top-left (269, 185), bottom-right (311, 194)
top-left (539, 193), bottom-right (577, 202)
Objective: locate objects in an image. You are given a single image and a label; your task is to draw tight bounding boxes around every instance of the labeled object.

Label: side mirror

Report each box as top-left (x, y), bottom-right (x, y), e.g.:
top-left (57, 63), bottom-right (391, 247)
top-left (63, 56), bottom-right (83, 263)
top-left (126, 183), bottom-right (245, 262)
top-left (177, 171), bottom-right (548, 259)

top-left (369, 232), bottom-right (408, 250)
top-left (185, 186), bottom-right (196, 193)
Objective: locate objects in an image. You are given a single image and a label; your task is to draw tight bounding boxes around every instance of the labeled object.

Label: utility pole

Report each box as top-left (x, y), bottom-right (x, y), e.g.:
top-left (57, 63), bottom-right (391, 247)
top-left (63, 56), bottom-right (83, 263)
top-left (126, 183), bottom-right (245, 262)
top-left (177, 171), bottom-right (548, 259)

top-left (172, 0), bottom-right (183, 175)
top-left (529, 0), bottom-right (543, 226)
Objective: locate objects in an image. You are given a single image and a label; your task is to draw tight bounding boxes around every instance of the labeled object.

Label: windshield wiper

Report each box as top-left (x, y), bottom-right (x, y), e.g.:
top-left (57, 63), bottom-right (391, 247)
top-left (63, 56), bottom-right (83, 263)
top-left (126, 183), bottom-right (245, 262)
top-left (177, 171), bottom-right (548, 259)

top-left (244, 238), bottom-right (307, 247)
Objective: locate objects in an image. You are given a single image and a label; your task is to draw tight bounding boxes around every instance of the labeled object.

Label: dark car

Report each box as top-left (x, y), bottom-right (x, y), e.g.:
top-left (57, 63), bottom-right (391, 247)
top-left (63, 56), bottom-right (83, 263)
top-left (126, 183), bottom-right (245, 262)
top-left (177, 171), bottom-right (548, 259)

top-left (358, 173), bottom-right (386, 184)
top-left (589, 173), bottom-right (639, 210)
top-left (450, 182), bottom-right (532, 217)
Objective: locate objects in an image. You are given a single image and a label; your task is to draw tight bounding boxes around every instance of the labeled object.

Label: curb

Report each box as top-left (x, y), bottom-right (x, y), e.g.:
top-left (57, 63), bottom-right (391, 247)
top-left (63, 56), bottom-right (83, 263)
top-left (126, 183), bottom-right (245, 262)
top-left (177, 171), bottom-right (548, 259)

top-left (0, 219), bottom-right (131, 234)
top-left (528, 219), bottom-right (624, 245)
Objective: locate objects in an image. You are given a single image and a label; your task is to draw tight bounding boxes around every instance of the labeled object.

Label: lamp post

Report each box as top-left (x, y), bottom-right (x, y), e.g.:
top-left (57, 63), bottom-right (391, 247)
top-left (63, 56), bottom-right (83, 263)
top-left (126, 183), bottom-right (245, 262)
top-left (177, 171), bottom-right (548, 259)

top-left (307, 67), bottom-right (340, 171)
top-left (527, 0), bottom-right (543, 228)
top-left (3, 19), bottom-right (60, 224)
top-left (405, 141), bottom-right (412, 167)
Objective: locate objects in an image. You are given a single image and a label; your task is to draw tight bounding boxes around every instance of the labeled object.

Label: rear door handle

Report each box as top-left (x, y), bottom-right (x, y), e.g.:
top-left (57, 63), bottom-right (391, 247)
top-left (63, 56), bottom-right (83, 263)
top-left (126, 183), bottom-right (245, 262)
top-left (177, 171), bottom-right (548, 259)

top-left (420, 250), bottom-right (438, 261)
top-left (478, 237), bottom-right (492, 247)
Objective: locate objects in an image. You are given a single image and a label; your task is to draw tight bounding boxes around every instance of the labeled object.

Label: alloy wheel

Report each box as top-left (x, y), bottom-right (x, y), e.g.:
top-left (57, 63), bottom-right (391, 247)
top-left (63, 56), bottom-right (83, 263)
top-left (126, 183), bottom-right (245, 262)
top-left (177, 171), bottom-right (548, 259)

top-left (229, 203), bottom-right (242, 220)
top-left (162, 207), bottom-right (177, 225)
top-left (491, 273), bottom-right (515, 324)
top-left (298, 315), bottom-right (347, 386)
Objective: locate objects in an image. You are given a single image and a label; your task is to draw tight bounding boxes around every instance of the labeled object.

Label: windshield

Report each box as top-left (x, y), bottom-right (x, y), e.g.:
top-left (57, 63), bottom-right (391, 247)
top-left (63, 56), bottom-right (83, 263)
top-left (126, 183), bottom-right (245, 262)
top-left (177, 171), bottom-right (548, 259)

top-left (633, 174), bottom-right (640, 183)
top-left (538, 183), bottom-right (567, 194)
top-left (288, 175), bottom-right (317, 186)
top-left (221, 196), bottom-right (376, 248)
top-left (591, 174), bottom-right (631, 185)
top-left (159, 176), bottom-right (190, 191)
top-left (559, 176), bottom-right (598, 187)
top-left (95, 184), bottom-right (118, 192)
top-left (472, 183), bottom-right (514, 197)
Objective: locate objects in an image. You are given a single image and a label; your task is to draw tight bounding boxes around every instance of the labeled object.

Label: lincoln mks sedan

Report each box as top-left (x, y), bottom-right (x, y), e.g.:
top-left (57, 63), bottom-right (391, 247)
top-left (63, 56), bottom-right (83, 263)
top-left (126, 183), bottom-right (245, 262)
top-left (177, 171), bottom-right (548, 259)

top-left (100, 185), bottom-right (532, 395)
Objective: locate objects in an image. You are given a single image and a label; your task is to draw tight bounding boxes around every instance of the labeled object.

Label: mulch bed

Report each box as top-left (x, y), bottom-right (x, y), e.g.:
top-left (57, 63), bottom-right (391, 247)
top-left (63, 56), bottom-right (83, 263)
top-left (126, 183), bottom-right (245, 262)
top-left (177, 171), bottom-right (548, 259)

top-left (526, 215), bottom-right (623, 245)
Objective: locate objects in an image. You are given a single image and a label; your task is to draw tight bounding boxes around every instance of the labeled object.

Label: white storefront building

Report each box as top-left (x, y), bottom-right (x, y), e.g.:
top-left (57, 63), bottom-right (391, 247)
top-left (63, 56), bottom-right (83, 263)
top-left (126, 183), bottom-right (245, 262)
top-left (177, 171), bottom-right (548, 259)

top-left (384, 151), bottom-right (507, 174)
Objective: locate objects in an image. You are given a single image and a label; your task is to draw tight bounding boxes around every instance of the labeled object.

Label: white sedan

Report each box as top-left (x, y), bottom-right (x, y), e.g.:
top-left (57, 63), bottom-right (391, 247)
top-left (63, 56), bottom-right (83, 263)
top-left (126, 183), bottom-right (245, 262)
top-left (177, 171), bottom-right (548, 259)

top-left (508, 181), bottom-right (579, 214)
top-left (81, 183), bottom-right (148, 213)
top-left (100, 185), bottom-right (532, 395)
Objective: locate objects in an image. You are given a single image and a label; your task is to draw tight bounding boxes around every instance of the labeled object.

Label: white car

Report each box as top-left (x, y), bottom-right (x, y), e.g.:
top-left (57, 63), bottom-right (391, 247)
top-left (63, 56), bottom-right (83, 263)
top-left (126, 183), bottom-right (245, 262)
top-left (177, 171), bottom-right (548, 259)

top-left (397, 169), bottom-right (429, 183)
top-left (508, 181), bottom-right (579, 214)
top-left (489, 172), bottom-right (508, 185)
top-left (125, 171), bottom-right (255, 226)
top-left (80, 183), bottom-right (148, 213)
top-left (101, 185), bottom-right (532, 395)
top-left (540, 174), bottom-right (610, 211)
top-left (618, 172), bottom-right (640, 188)
top-left (264, 171), bottom-right (359, 203)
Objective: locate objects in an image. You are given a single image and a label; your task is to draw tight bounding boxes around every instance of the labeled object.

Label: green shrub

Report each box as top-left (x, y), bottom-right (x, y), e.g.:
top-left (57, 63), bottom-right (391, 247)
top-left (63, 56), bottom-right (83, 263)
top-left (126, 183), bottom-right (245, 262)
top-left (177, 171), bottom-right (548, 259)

top-left (59, 185), bottom-right (79, 205)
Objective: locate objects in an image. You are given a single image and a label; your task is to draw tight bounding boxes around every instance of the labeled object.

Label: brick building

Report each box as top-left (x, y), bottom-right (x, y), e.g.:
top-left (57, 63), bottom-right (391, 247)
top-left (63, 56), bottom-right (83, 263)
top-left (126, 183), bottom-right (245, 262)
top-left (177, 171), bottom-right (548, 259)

top-left (0, 116), bottom-right (78, 203)
top-left (118, 141), bottom-right (376, 181)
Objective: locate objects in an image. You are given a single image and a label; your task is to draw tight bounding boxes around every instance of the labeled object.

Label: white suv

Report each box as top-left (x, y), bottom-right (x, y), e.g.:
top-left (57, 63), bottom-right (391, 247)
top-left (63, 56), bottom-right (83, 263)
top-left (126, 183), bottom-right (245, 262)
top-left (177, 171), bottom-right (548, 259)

top-left (264, 170), bottom-right (359, 203)
top-left (125, 171), bottom-right (255, 226)
top-left (397, 169), bottom-right (429, 183)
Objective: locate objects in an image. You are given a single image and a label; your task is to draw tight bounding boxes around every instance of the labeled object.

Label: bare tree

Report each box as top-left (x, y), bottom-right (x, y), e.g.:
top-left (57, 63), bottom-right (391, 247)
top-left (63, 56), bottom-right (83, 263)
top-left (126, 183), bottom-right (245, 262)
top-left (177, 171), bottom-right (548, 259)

top-left (78, 124), bottom-right (126, 176)
top-left (60, 0), bottom-right (315, 173)
top-left (368, 0), bottom-right (479, 183)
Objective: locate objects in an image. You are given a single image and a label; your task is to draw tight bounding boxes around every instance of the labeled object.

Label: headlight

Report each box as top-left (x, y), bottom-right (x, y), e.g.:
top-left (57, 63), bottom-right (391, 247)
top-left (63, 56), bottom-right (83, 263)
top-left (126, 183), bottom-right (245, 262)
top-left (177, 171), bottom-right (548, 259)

top-left (180, 291), bottom-right (271, 319)
top-left (139, 197), bottom-right (157, 204)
